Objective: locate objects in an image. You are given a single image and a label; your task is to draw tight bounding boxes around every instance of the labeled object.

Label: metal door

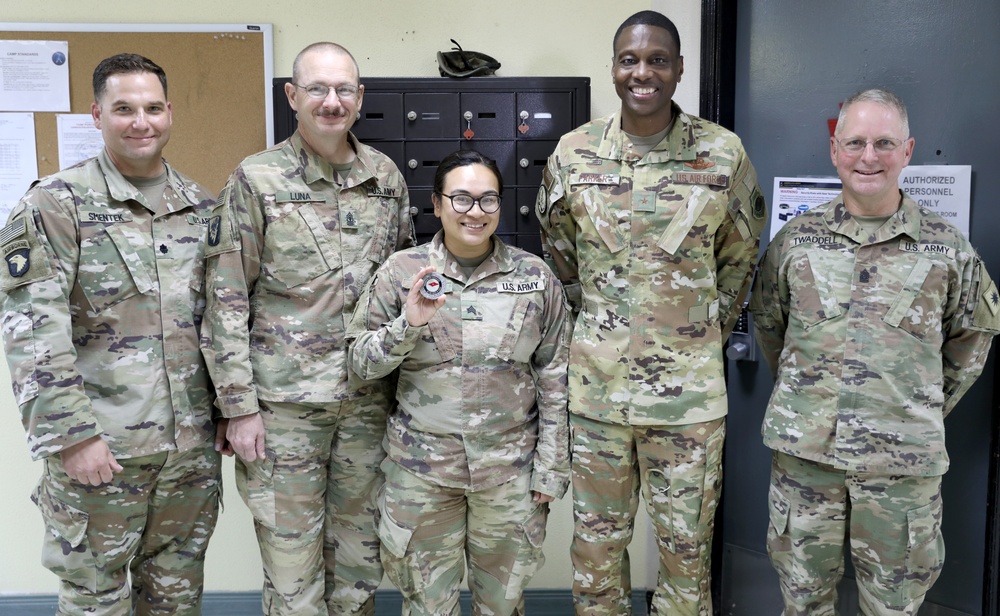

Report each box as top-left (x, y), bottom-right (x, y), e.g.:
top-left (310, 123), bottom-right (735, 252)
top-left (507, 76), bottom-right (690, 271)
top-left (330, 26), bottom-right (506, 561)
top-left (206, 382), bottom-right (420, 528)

top-left (719, 2), bottom-right (1000, 614)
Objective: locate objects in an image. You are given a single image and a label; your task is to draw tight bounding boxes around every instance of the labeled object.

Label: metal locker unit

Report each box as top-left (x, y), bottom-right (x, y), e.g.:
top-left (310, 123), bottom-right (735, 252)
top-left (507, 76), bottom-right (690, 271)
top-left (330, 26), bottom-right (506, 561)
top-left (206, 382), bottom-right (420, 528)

top-left (272, 77), bottom-right (590, 255)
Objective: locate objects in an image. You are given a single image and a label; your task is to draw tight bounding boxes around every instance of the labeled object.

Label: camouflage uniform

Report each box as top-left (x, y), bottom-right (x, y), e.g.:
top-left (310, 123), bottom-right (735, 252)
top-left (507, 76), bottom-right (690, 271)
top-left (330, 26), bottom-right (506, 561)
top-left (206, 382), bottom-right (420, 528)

top-left (346, 232), bottom-right (571, 615)
top-left (536, 104), bottom-right (766, 615)
top-left (0, 150), bottom-right (221, 615)
top-left (751, 192), bottom-right (1000, 614)
top-left (201, 130), bottom-right (414, 616)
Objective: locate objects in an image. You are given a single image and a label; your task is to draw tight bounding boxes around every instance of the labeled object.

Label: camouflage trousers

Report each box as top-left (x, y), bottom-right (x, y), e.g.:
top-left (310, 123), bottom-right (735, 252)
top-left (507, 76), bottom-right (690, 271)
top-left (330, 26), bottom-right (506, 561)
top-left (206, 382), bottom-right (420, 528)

top-left (377, 459), bottom-right (549, 616)
top-left (33, 442), bottom-right (221, 616)
top-left (570, 414), bottom-right (726, 616)
top-left (767, 452), bottom-right (944, 616)
top-left (237, 395), bottom-right (388, 616)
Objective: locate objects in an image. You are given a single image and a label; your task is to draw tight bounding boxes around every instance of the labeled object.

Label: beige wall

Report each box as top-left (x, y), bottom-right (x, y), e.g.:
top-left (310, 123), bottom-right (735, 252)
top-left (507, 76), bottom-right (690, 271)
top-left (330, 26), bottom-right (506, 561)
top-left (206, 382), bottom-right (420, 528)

top-left (0, 0), bottom-right (701, 595)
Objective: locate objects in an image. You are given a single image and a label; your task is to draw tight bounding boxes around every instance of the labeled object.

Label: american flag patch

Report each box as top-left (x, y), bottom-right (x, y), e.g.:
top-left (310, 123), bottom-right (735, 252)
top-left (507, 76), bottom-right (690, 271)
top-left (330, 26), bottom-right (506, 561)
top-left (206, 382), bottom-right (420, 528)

top-left (0, 219), bottom-right (26, 246)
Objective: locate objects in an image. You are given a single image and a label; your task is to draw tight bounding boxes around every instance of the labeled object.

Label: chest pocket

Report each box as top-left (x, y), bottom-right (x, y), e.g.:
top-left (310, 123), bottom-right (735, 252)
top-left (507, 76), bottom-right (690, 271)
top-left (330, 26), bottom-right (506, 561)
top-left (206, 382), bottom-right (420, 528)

top-left (78, 224), bottom-right (154, 313)
top-left (491, 293), bottom-right (544, 365)
top-left (263, 203), bottom-right (339, 289)
top-left (365, 196), bottom-right (400, 264)
top-left (656, 186), bottom-right (713, 256)
top-left (883, 257), bottom-right (946, 341)
top-left (786, 251), bottom-right (843, 329)
top-left (402, 279), bottom-right (459, 366)
top-left (576, 183), bottom-right (627, 255)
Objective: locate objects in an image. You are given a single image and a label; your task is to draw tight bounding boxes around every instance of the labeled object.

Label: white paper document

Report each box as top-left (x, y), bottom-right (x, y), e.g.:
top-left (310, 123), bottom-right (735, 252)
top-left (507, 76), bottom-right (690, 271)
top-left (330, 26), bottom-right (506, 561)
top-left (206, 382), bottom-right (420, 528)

top-left (0, 39), bottom-right (71, 112)
top-left (57, 113), bottom-right (103, 170)
top-left (0, 112), bottom-right (38, 223)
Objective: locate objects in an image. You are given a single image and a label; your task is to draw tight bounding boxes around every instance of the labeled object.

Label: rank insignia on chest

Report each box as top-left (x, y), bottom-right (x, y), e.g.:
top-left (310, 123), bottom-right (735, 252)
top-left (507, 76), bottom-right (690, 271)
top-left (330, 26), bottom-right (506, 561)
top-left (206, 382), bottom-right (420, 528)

top-left (208, 216), bottom-right (222, 247)
top-left (5, 247), bottom-right (30, 277)
top-left (342, 210), bottom-right (359, 229)
top-left (633, 190), bottom-right (657, 212)
top-left (462, 301), bottom-right (483, 320)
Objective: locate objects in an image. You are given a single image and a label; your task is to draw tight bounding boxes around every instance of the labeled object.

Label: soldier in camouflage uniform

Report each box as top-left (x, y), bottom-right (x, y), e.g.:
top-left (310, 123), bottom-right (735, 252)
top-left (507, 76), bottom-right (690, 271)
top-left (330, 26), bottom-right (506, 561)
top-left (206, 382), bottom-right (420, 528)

top-left (536, 11), bottom-right (766, 616)
top-left (347, 150), bottom-right (571, 615)
top-left (751, 88), bottom-right (1000, 615)
top-left (0, 54), bottom-right (221, 615)
top-left (200, 42), bottom-right (414, 616)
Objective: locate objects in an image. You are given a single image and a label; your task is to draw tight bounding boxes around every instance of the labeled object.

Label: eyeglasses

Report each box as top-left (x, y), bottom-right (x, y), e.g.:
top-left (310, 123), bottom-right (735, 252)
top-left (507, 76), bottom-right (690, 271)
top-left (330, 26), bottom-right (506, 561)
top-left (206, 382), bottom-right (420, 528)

top-left (836, 137), bottom-right (905, 153)
top-left (292, 83), bottom-right (360, 100)
top-left (439, 192), bottom-right (502, 214)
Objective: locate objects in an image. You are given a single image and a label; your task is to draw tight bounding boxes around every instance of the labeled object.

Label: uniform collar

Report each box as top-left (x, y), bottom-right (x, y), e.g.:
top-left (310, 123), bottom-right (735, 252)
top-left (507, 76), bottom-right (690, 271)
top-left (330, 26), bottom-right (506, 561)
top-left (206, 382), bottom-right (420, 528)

top-left (823, 190), bottom-right (922, 244)
top-left (428, 230), bottom-right (517, 285)
top-left (97, 148), bottom-right (191, 213)
top-left (291, 130), bottom-right (379, 189)
top-left (597, 102), bottom-right (698, 163)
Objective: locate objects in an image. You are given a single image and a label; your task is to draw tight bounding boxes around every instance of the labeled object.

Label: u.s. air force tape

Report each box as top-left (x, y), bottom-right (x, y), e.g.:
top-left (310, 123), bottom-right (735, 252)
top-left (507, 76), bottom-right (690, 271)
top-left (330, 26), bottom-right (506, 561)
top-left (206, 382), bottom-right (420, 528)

top-left (420, 272), bottom-right (446, 300)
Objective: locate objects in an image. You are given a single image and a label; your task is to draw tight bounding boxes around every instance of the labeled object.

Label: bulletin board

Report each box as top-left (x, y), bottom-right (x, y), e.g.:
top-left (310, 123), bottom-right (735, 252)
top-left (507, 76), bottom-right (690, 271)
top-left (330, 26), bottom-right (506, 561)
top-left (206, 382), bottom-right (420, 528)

top-left (0, 23), bottom-right (274, 193)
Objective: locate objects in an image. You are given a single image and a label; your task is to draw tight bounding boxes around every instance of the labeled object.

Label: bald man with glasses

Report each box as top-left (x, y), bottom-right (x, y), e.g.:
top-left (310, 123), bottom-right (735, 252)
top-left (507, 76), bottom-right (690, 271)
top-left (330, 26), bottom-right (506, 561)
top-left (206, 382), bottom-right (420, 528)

top-left (751, 88), bottom-right (1000, 615)
top-left (201, 41), bottom-right (414, 615)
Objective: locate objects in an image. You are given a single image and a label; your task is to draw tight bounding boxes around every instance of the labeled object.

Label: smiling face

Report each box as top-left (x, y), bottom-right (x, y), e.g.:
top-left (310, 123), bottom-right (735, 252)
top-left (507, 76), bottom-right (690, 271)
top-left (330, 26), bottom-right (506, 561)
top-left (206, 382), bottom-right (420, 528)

top-left (831, 100), bottom-right (914, 215)
top-left (285, 47), bottom-right (364, 152)
top-left (433, 163), bottom-right (501, 259)
top-left (91, 71), bottom-right (171, 177)
top-left (612, 24), bottom-right (684, 136)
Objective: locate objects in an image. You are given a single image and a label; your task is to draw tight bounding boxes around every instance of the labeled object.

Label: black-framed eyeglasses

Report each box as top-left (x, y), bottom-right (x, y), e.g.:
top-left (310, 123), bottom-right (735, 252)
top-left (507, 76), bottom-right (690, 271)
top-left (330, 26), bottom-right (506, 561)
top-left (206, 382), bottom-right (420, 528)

top-left (835, 136), bottom-right (904, 153)
top-left (438, 192), bottom-right (502, 214)
top-left (292, 83), bottom-right (360, 100)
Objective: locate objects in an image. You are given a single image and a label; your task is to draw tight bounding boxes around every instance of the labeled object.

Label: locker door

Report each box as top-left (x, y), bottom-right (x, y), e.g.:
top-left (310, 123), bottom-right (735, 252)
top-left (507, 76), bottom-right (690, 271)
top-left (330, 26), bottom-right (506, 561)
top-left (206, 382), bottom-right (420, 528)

top-left (403, 93), bottom-right (460, 140)
top-left (515, 91), bottom-right (575, 140)
top-left (459, 92), bottom-right (515, 140)
top-left (353, 92), bottom-right (403, 141)
top-left (403, 141), bottom-right (460, 188)
top-left (515, 141), bottom-right (557, 186)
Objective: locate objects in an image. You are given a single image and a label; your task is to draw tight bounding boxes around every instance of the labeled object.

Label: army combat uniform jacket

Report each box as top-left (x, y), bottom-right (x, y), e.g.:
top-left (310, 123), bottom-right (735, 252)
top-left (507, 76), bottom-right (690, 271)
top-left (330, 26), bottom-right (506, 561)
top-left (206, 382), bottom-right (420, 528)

top-left (751, 193), bottom-right (1000, 476)
top-left (536, 104), bottom-right (766, 426)
top-left (202, 131), bottom-right (415, 418)
top-left (347, 233), bottom-right (571, 498)
top-left (0, 150), bottom-right (216, 460)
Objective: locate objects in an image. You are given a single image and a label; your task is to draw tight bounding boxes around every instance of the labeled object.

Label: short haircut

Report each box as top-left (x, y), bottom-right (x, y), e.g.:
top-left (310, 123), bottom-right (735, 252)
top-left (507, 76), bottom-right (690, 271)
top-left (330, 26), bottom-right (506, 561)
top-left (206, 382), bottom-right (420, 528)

top-left (93, 53), bottom-right (168, 103)
top-left (613, 10), bottom-right (681, 56)
top-left (433, 149), bottom-right (504, 196)
top-left (835, 88), bottom-right (910, 137)
top-left (292, 42), bottom-right (361, 84)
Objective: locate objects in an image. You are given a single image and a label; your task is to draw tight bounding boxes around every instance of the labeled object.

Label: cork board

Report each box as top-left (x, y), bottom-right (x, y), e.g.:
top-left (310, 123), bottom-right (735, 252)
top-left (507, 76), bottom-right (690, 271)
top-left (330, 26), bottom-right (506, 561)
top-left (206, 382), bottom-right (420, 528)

top-left (1, 23), bottom-right (273, 193)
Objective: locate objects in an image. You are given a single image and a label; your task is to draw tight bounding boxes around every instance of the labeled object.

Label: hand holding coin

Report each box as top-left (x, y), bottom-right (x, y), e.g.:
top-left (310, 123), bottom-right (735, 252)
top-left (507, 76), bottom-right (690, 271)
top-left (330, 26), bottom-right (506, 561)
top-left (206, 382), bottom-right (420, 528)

top-left (405, 266), bottom-right (447, 327)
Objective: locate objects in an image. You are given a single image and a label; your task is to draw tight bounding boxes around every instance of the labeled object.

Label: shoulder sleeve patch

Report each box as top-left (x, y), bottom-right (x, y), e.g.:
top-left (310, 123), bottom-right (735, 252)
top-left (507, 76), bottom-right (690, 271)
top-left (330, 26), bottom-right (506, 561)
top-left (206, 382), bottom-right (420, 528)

top-left (973, 263), bottom-right (1000, 332)
top-left (535, 157), bottom-right (564, 225)
top-left (0, 213), bottom-right (55, 291)
top-left (730, 157), bottom-right (767, 241)
top-left (205, 194), bottom-right (240, 258)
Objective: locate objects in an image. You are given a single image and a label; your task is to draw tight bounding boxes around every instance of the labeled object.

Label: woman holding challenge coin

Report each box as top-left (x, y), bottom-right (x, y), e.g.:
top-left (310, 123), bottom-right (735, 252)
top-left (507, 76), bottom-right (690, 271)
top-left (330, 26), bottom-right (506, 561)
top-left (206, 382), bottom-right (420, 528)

top-left (347, 149), bottom-right (571, 615)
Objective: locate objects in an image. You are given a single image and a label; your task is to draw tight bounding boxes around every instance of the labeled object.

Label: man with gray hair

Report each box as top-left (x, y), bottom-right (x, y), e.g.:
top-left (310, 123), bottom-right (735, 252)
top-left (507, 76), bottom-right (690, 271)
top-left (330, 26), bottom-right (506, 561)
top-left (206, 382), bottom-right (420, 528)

top-left (751, 88), bottom-right (1000, 614)
top-left (201, 42), bottom-right (414, 615)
